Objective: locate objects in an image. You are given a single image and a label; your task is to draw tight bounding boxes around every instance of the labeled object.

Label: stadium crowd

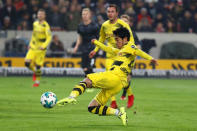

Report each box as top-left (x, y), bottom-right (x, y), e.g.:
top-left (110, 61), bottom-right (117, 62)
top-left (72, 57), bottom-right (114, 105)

top-left (0, 0), bottom-right (197, 33)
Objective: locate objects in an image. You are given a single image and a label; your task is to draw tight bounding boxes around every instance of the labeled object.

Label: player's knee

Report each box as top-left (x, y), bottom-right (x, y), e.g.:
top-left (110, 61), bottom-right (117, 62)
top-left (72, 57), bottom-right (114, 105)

top-left (25, 62), bottom-right (30, 68)
top-left (83, 78), bottom-right (92, 88)
top-left (88, 106), bottom-right (96, 113)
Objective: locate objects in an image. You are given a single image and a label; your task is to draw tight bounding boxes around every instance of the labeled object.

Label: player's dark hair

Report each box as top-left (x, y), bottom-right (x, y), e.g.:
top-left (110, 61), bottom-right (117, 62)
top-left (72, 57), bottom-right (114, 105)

top-left (107, 4), bottom-right (119, 13)
top-left (113, 27), bottom-right (130, 41)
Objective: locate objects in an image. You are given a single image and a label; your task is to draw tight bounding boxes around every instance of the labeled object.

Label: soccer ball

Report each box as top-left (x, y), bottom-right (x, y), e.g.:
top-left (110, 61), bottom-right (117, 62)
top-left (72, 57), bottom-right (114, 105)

top-left (40, 92), bottom-right (57, 108)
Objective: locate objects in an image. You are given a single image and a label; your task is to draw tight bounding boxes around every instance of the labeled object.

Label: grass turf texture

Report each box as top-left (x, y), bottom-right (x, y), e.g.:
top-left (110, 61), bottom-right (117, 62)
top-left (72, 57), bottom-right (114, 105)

top-left (0, 77), bottom-right (196, 131)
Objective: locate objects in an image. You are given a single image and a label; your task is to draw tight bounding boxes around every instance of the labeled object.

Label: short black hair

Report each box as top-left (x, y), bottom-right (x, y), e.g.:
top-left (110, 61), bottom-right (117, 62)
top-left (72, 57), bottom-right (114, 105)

top-left (107, 4), bottom-right (119, 13)
top-left (113, 27), bottom-right (130, 41)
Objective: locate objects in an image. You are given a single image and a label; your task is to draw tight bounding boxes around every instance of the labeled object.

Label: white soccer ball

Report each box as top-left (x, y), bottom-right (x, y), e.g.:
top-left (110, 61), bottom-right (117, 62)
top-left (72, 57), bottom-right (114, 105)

top-left (40, 92), bottom-right (57, 108)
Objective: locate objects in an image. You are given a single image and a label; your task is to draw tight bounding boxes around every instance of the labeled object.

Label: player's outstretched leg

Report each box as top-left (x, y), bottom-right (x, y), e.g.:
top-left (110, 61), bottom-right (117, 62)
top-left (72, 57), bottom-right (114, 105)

top-left (88, 100), bottom-right (127, 126)
top-left (110, 96), bottom-right (118, 109)
top-left (57, 79), bottom-right (90, 106)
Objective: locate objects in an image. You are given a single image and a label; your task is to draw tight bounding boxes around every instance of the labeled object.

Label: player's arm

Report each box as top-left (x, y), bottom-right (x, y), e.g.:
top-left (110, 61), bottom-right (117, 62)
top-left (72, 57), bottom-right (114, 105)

top-left (129, 44), bottom-right (158, 65)
top-left (135, 49), bottom-right (158, 65)
top-left (128, 45), bottom-right (152, 60)
top-left (92, 40), bottom-right (118, 56)
top-left (134, 48), bottom-right (153, 60)
top-left (73, 35), bottom-right (82, 53)
top-left (40, 24), bottom-right (52, 49)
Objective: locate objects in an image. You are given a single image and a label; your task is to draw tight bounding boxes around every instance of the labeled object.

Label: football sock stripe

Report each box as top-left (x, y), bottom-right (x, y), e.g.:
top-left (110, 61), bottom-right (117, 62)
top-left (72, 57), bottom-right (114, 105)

top-left (102, 106), bottom-right (108, 115)
top-left (73, 88), bottom-right (82, 95)
top-left (70, 83), bottom-right (87, 97)
top-left (79, 82), bottom-right (87, 91)
top-left (88, 106), bottom-right (117, 116)
top-left (95, 106), bottom-right (100, 114)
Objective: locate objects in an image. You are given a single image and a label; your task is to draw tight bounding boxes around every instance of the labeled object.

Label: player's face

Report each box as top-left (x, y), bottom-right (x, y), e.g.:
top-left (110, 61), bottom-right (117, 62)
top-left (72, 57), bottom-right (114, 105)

top-left (37, 11), bottom-right (46, 21)
top-left (107, 7), bottom-right (118, 21)
top-left (115, 36), bottom-right (124, 49)
top-left (82, 10), bottom-right (91, 21)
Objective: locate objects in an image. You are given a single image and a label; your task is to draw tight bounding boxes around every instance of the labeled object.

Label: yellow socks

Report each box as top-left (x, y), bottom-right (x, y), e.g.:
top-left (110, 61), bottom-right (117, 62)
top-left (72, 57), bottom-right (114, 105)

top-left (70, 82), bottom-right (87, 97)
top-left (88, 105), bottom-right (119, 116)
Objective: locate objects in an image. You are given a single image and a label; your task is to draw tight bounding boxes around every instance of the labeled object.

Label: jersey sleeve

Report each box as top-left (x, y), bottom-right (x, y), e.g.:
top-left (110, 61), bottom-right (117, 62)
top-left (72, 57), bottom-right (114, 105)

top-left (41, 23), bottom-right (52, 49)
top-left (93, 40), bottom-right (118, 56)
top-left (126, 44), bottom-right (153, 60)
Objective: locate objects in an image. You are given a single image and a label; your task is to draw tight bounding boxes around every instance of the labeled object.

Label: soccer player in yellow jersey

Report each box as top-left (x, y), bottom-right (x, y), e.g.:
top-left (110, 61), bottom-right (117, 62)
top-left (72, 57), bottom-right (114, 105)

top-left (25, 9), bottom-right (52, 87)
top-left (89, 4), bottom-right (135, 109)
top-left (57, 27), bottom-right (157, 126)
top-left (119, 14), bottom-right (140, 108)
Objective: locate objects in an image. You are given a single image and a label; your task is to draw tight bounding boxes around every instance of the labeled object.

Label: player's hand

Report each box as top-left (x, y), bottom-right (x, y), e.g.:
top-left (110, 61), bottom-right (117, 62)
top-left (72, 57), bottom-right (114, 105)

top-left (91, 39), bottom-right (96, 44)
top-left (89, 50), bottom-right (96, 58)
top-left (150, 59), bottom-right (158, 66)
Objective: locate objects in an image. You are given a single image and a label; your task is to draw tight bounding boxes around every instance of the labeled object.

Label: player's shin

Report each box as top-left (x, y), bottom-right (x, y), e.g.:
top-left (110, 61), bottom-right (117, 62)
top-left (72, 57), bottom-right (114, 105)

top-left (88, 105), bottom-right (119, 116)
top-left (121, 82), bottom-right (130, 100)
top-left (70, 82), bottom-right (87, 98)
top-left (126, 80), bottom-right (132, 96)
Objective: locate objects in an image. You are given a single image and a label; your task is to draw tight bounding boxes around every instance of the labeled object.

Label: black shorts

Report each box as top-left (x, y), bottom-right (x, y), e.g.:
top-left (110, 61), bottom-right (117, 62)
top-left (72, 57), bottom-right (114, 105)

top-left (81, 52), bottom-right (95, 69)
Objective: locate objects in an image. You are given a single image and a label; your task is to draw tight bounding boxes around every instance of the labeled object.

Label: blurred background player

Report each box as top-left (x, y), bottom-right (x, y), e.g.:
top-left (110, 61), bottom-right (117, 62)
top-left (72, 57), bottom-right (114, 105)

top-left (73, 8), bottom-right (99, 77)
top-left (89, 4), bottom-right (135, 109)
top-left (57, 27), bottom-right (157, 126)
top-left (25, 9), bottom-right (52, 87)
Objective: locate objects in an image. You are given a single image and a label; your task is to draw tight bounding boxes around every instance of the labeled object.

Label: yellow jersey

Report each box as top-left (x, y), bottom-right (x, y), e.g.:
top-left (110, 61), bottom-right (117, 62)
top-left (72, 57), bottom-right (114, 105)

top-left (29, 20), bottom-right (52, 50)
top-left (94, 19), bottom-right (135, 58)
top-left (93, 40), bottom-right (153, 76)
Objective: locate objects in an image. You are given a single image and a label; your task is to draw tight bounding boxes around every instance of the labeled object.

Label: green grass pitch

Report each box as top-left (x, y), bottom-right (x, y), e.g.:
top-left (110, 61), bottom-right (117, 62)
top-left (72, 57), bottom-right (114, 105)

top-left (0, 77), bottom-right (197, 131)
